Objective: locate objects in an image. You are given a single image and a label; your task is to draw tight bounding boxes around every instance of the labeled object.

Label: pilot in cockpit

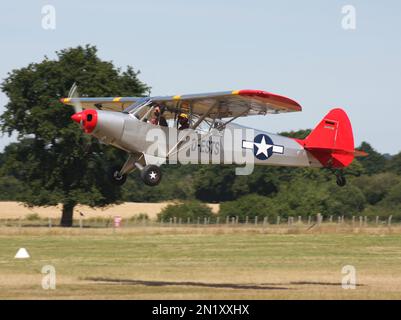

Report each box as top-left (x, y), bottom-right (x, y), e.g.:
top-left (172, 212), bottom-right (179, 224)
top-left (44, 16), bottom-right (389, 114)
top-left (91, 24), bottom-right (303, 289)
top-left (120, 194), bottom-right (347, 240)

top-left (150, 105), bottom-right (168, 127)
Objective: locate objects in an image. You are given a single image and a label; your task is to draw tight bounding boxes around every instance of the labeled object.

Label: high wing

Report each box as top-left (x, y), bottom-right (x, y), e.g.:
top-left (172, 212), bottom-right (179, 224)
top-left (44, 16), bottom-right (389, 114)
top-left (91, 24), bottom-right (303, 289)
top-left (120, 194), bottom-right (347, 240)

top-left (60, 89), bottom-right (302, 118)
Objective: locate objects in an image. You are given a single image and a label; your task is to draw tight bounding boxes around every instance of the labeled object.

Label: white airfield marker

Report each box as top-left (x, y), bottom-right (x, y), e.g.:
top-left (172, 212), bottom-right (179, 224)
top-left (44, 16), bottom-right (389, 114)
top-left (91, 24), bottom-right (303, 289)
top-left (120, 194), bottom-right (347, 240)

top-left (15, 248), bottom-right (30, 259)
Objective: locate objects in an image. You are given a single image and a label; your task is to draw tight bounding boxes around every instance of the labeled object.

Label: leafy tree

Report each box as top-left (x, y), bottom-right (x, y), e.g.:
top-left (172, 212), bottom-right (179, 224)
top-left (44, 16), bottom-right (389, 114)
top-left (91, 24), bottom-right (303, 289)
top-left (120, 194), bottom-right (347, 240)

top-left (357, 142), bottom-right (387, 175)
top-left (0, 175), bottom-right (25, 201)
top-left (157, 201), bottom-right (213, 221)
top-left (324, 184), bottom-right (366, 217)
top-left (380, 182), bottom-right (401, 209)
top-left (0, 45), bottom-right (149, 226)
top-left (219, 194), bottom-right (277, 221)
top-left (193, 165), bottom-right (237, 202)
top-left (387, 152), bottom-right (401, 175)
top-left (353, 173), bottom-right (400, 205)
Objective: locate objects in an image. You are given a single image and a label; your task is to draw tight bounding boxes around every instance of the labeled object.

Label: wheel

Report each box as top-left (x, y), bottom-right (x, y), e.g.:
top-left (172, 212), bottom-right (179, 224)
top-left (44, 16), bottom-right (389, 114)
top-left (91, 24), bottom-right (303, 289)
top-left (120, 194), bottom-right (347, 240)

top-left (141, 165), bottom-right (162, 186)
top-left (108, 166), bottom-right (127, 186)
top-left (336, 175), bottom-right (346, 187)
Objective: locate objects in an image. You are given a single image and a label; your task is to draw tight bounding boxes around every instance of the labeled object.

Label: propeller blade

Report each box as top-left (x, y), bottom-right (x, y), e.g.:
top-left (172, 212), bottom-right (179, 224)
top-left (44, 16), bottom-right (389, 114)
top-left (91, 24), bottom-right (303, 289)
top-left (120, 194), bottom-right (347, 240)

top-left (68, 82), bottom-right (83, 114)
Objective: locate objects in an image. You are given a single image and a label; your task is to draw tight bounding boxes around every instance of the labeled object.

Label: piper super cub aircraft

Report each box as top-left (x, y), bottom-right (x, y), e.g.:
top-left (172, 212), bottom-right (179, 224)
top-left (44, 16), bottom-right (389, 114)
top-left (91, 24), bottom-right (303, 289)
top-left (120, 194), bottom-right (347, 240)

top-left (61, 85), bottom-right (365, 187)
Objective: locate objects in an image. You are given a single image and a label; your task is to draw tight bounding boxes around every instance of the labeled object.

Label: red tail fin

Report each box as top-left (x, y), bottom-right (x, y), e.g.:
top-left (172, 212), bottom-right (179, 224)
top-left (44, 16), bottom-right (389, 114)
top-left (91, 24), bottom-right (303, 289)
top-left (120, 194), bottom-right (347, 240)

top-left (298, 108), bottom-right (356, 168)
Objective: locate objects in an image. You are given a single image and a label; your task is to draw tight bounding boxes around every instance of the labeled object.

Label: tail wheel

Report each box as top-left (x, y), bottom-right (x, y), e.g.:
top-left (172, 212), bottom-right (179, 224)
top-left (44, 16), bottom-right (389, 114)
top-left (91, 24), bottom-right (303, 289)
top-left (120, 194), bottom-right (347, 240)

top-left (141, 165), bottom-right (162, 187)
top-left (336, 175), bottom-right (347, 187)
top-left (108, 166), bottom-right (127, 186)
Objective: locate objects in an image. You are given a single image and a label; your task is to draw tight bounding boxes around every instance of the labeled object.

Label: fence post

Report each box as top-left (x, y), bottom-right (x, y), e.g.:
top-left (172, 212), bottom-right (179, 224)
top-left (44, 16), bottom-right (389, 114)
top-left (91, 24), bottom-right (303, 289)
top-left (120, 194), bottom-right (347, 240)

top-left (359, 216), bottom-right (363, 227)
top-left (298, 216), bottom-right (302, 224)
top-left (231, 217), bottom-right (235, 225)
top-left (255, 216), bottom-right (258, 226)
top-left (308, 216), bottom-right (311, 226)
top-left (388, 215), bottom-right (393, 227)
top-left (263, 217), bottom-right (267, 227)
top-left (364, 216), bottom-right (368, 227)
top-left (178, 218), bottom-right (182, 226)
top-left (329, 215), bottom-right (333, 223)
top-left (226, 216), bottom-right (229, 225)
top-left (317, 213), bottom-right (321, 227)
top-left (376, 216), bottom-right (379, 226)
top-left (187, 217), bottom-right (191, 225)
top-left (277, 216), bottom-right (280, 225)
top-left (169, 218), bottom-right (173, 227)
top-left (341, 216), bottom-right (345, 224)
top-left (245, 216), bottom-right (249, 225)
top-left (352, 216), bottom-right (355, 227)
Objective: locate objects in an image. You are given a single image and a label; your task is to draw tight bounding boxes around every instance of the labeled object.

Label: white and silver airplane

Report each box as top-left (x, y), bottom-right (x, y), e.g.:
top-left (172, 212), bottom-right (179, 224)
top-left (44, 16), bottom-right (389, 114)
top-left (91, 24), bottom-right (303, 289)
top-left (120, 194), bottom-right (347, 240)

top-left (61, 86), bottom-right (365, 187)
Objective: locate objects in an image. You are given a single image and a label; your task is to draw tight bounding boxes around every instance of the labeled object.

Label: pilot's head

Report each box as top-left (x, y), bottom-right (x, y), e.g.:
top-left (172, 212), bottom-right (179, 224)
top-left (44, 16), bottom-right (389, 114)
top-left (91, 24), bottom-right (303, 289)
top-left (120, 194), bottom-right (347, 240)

top-left (178, 113), bottom-right (188, 124)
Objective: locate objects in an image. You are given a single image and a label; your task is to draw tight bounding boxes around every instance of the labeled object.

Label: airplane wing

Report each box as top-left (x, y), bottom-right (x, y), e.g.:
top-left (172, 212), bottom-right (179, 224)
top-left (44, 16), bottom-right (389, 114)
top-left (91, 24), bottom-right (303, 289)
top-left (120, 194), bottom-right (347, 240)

top-left (60, 97), bottom-right (142, 112)
top-left (152, 89), bottom-right (302, 119)
top-left (60, 89), bottom-right (302, 118)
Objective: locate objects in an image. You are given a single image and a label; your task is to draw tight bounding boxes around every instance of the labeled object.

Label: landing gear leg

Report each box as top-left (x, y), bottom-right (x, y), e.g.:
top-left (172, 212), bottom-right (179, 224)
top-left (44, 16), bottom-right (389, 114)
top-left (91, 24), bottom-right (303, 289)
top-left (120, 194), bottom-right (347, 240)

top-left (108, 153), bottom-right (138, 186)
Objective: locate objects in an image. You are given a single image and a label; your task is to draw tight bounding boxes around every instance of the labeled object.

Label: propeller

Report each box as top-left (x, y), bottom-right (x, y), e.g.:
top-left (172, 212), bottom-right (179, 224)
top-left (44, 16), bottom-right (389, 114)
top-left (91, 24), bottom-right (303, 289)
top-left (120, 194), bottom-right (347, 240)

top-left (68, 82), bottom-right (83, 114)
top-left (67, 83), bottom-right (95, 155)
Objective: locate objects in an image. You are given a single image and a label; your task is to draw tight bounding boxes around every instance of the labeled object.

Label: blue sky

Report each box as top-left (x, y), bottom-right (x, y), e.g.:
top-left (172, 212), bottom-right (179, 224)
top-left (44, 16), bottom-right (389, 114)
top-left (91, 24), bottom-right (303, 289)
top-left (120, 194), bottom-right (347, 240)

top-left (1, 0), bottom-right (400, 153)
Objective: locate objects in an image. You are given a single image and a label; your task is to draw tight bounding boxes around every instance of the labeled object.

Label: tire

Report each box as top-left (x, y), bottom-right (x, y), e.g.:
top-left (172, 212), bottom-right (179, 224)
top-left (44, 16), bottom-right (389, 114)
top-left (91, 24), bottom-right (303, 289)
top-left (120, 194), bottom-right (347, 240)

top-left (141, 165), bottom-right (162, 187)
top-left (108, 166), bottom-right (127, 186)
top-left (336, 175), bottom-right (346, 187)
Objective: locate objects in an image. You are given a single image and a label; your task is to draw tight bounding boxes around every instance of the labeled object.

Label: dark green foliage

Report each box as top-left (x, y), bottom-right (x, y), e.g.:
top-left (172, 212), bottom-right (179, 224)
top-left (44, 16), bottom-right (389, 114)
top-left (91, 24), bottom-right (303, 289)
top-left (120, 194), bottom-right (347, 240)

top-left (357, 142), bottom-right (387, 175)
top-left (0, 175), bottom-right (25, 201)
top-left (352, 173), bottom-right (400, 205)
top-left (387, 152), bottom-right (401, 175)
top-left (157, 201), bottom-right (213, 221)
top-left (219, 194), bottom-right (278, 221)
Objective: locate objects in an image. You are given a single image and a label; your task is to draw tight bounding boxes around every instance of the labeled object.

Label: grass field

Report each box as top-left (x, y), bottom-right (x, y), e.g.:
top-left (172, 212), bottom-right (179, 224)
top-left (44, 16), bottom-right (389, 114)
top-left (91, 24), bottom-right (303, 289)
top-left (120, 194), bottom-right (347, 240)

top-left (1, 226), bottom-right (401, 299)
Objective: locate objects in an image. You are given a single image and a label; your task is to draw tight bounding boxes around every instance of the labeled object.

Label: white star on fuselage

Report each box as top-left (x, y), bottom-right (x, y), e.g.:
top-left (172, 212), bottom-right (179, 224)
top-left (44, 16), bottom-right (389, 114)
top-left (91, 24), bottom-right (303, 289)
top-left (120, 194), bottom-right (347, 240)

top-left (254, 136), bottom-right (273, 157)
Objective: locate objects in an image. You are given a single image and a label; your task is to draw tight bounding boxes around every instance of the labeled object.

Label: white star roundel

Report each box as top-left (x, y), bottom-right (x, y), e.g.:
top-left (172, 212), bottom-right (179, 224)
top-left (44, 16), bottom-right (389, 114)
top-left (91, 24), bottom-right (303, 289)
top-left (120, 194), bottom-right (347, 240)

top-left (242, 134), bottom-right (284, 160)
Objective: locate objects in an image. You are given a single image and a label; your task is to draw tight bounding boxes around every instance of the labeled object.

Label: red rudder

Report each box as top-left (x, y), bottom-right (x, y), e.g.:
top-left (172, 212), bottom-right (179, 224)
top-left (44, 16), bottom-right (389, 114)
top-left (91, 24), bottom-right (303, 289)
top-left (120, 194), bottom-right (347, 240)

top-left (299, 108), bottom-right (355, 168)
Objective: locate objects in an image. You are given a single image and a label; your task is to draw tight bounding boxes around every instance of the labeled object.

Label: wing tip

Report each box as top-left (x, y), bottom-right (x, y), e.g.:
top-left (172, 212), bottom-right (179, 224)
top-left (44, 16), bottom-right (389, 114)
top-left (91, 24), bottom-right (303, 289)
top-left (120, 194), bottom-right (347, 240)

top-left (234, 89), bottom-right (302, 111)
top-left (60, 98), bottom-right (70, 104)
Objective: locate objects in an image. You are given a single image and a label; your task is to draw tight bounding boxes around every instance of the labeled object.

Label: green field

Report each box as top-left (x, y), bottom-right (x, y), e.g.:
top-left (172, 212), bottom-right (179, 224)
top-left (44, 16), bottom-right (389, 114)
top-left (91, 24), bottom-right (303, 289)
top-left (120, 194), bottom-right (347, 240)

top-left (1, 227), bottom-right (401, 299)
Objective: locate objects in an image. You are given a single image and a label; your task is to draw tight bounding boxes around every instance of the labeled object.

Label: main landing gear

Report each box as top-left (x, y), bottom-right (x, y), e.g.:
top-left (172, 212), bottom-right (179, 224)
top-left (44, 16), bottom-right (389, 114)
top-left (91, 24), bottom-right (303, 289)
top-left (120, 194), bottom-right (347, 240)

top-left (109, 154), bottom-right (162, 187)
top-left (140, 165), bottom-right (162, 187)
top-left (335, 173), bottom-right (347, 187)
